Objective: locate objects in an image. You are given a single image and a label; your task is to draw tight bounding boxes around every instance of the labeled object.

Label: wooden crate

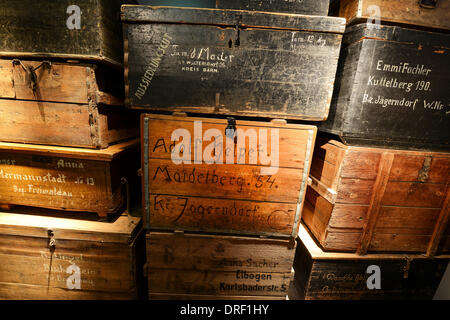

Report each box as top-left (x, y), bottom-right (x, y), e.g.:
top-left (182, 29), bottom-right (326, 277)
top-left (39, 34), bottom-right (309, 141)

top-left (0, 139), bottom-right (140, 217)
top-left (141, 114), bottom-right (316, 238)
top-left (146, 231), bottom-right (296, 298)
top-left (149, 293), bottom-right (287, 300)
top-left (0, 0), bottom-right (133, 68)
top-left (215, 0), bottom-right (330, 16)
top-left (0, 59), bottom-right (139, 149)
top-left (0, 210), bottom-right (144, 300)
top-left (302, 137), bottom-right (450, 256)
top-left (292, 224), bottom-right (450, 300)
top-left (122, 6), bottom-right (345, 120)
top-left (337, 0), bottom-right (450, 31)
top-left (318, 23), bottom-right (450, 151)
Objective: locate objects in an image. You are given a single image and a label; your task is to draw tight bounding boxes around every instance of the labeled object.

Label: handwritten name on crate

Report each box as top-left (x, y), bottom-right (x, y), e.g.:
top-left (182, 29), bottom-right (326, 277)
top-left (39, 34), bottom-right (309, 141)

top-left (122, 6), bottom-right (345, 120)
top-left (147, 232), bottom-right (295, 298)
top-left (318, 23), bottom-right (450, 151)
top-left (0, 139), bottom-right (139, 216)
top-left (0, 211), bottom-right (143, 300)
top-left (141, 114), bottom-right (316, 237)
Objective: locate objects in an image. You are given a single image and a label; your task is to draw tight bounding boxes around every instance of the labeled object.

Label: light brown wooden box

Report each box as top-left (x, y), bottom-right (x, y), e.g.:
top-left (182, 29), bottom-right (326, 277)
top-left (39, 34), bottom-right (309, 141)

top-left (0, 139), bottom-right (140, 217)
top-left (141, 113), bottom-right (316, 238)
top-left (0, 59), bottom-right (139, 149)
top-left (291, 224), bottom-right (449, 300)
top-left (146, 231), bottom-right (296, 299)
top-left (337, 0), bottom-right (449, 31)
top-left (303, 137), bottom-right (450, 256)
top-left (0, 210), bottom-right (144, 300)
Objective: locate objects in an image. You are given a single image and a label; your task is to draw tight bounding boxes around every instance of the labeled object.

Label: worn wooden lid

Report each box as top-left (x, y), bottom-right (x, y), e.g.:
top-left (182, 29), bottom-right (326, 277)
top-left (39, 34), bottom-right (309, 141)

top-left (0, 138), bottom-right (139, 161)
top-left (121, 5), bottom-right (346, 34)
top-left (0, 210), bottom-right (141, 243)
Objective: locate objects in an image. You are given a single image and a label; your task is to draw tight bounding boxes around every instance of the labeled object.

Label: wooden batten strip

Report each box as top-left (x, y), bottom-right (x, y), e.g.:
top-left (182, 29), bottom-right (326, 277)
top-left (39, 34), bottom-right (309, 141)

top-left (357, 152), bottom-right (395, 255)
top-left (426, 182), bottom-right (450, 257)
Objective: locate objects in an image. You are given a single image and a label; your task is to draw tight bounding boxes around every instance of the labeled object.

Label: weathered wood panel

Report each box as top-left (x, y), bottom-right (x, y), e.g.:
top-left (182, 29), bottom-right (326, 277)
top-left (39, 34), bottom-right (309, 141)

top-left (303, 137), bottom-right (450, 255)
top-left (0, 139), bottom-right (139, 216)
top-left (142, 114), bottom-right (316, 237)
top-left (318, 24), bottom-right (450, 151)
top-left (123, 6), bottom-right (345, 120)
top-left (215, 0), bottom-right (330, 16)
top-left (149, 292), bottom-right (286, 300)
top-left (293, 224), bottom-right (450, 300)
top-left (0, 59), bottom-right (139, 149)
top-left (0, 211), bottom-right (143, 300)
top-left (0, 0), bottom-right (132, 67)
top-left (147, 232), bottom-right (295, 298)
top-left (338, 0), bottom-right (450, 31)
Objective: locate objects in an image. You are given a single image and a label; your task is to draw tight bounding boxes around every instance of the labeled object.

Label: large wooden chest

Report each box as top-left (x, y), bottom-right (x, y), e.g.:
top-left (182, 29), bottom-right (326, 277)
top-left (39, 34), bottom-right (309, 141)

top-left (291, 224), bottom-right (449, 300)
top-left (215, 0), bottom-right (330, 16)
top-left (303, 137), bottom-right (450, 256)
top-left (122, 6), bottom-right (345, 120)
top-left (337, 0), bottom-right (450, 31)
top-left (0, 210), bottom-right (144, 300)
top-left (318, 24), bottom-right (450, 151)
top-left (0, 0), bottom-right (132, 68)
top-left (146, 231), bottom-right (295, 299)
top-left (0, 139), bottom-right (140, 217)
top-left (0, 59), bottom-right (139, 149)
top-left (141, 114), bottom-right (316, 238)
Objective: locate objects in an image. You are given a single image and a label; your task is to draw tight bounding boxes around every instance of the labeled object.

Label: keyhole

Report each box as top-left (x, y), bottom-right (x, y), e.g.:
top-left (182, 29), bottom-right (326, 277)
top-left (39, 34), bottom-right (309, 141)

top-left (228, 39), bottom-right (232, 48)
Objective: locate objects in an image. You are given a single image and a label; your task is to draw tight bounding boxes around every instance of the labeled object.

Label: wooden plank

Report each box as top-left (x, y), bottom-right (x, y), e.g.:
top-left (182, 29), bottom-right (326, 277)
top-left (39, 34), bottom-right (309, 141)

top-left (123, 6), bottom-right (345, 120)
top-left (142, 114), bottom-right (316, 237)
top-left (427, 184), bottom-right (450, 256)
top-left (149, 292), bottom-right (286, 300)
top-left (215, 0), bottom-right (330, 16)
top-left (0, 139), bottom-right (139, 214)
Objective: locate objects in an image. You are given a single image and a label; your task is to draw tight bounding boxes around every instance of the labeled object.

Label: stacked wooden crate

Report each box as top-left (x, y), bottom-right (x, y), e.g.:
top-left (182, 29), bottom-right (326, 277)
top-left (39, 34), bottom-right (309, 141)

top-left (0, 0), bottom-right (144, 299)
top-left (121, 1), bottom-right (346, 299)
top-left (292, 0), bottom-right (450, 300)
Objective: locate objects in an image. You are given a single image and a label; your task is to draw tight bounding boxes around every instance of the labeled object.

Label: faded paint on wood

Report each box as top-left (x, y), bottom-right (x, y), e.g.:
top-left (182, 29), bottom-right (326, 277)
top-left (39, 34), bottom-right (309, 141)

top-left (122, 6), bottom-right (345, 120)
top-left (142, 114), bottom-right (316, 237)
top-left (215, 0), bottom-right (330, 16)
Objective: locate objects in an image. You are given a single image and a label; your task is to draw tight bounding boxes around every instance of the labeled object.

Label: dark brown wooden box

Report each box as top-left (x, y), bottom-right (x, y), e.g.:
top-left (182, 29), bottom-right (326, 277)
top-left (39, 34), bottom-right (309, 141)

top-left (0, 139), bottom-right (140, 217)
top-left (337, 0), bottom-right (450, 31)
top-left (317, 23), bottom-right (450, 151)
top-left (122, 6), bottom-right (345, 120)
top-left (0, 0), bottom-right (133, 68)
top-left (303, 137), bottom-right (450, 256)
top-left (0, 59), bottom-right (139, 149)
top-left (291, 224), bottom-right (449, 300)
top-left (146, 231), bottom-right (295, 299)
top-left (0, 210), bottom-right (144, 300)
top-left (215, 0), bottom-right (330, 16)
top-left (141, 114), bottom-right (316, 238)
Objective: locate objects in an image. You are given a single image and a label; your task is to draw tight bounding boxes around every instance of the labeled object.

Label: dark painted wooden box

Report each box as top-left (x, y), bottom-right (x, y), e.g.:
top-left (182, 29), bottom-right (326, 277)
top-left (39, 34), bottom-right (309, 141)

top-left (0, 210), bottom-right (144, 300)
top-left (215, 0), bottom-right (330, 16)
top-left (0, 59), bottom-right (139, 149)
top-left (291, 224), bottom-right (449, 300)
top-left (318, 23), bottom-right (450, 151)
top-left (122, 6), bottom-right (345, 120)
top-left (0, 0), bottom-right (133, 68)
top-left (337, 0), bottom-right (450, 31)
top-left (146, 231), bottom-right (295, 299)
top-left (141, 114), bottom-right (316, 238)
top-left (303, 137), bottom-right (450, 256)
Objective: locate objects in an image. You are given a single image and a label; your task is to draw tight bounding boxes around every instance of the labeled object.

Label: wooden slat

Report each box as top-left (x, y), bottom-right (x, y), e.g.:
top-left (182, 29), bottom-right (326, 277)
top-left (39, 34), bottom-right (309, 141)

top-left (427, 183), bottom-right (450, 257)
top-left (357, 153), bottom-right (394, 255)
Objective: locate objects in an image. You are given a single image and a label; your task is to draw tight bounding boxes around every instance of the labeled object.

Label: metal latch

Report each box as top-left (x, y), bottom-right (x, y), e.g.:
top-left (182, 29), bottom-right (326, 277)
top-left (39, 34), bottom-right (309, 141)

top-left (47, 230), bottom-right (56, 252)
top-left (13, 59), bottom-right (52, 92)
top-left (419, 0), bottom-right (438, 8)
top-left (225, 117), bottom-right (237, 139)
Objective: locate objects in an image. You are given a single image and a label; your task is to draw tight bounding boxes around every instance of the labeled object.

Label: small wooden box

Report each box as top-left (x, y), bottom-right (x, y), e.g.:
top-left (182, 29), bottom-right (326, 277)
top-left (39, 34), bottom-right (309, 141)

top-left (292, 224), bottom-right (449, 300)
top-left (0, 210), bottom-right (144, 300)
top-left (146, 231), bottom-right (296, 298)
top-left (318, 24), bottom-right (450, 151)
top-left (0, 0), bottom-right (133, 68)
top-left (141, 114), bottom-right (316, 238)
top-left (0, 139), bottom-right (140, 217)
top-left (303, 137), bottom-right (450, 256)
top-left (122, 6), bottom-right (345, 120)
top-left (0, 59), bottom-right (139, 149)
top-left (215, 0), bottom-right (330, 16)
top-left (337, 0), bottom-right (450, 31)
